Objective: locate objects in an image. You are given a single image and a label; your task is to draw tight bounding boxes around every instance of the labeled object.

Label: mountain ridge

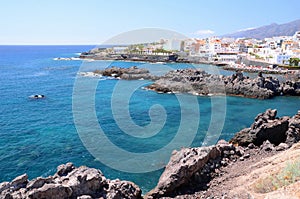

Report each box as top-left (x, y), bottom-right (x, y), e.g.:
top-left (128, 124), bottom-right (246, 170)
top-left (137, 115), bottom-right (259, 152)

top-left (222, 19), bottom-right (300, 39)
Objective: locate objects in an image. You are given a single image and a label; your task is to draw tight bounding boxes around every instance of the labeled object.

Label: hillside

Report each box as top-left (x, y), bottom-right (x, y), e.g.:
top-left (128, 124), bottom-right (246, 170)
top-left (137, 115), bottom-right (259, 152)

top-left (222, 19), bottom-right (300, 39)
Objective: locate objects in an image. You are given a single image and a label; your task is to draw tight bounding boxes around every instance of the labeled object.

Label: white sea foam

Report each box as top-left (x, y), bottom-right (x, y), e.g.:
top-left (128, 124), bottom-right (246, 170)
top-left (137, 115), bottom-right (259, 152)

top-left (53, 57), bottom-right (82, 61)
top-left (32, 71), bottom-right (49, 77)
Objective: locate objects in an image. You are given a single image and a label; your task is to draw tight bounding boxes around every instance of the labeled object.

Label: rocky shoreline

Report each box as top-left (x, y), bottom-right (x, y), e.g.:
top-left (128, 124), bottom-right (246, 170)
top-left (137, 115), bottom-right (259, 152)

top-left (79, 51), bottom-right (245, 66)
top-left (1, 109), bottom-right (300, 198)
top-left (79, 53), bottom-right (180, 63)
top-left (80, 66), bottom-right (300, 99)
top-left (146, 109), bottom-right (300, 198)
top-left (0, 163), bottom-right (142, 199)
top-left (222, 64), bottom-right (292, 75)
top-left (146, 69), bottom-right (300, 99)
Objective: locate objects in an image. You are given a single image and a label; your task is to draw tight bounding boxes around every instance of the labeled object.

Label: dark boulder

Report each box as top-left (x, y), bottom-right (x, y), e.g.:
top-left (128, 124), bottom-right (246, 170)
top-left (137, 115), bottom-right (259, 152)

top-left (145, 140), bottom-right (242, 198)
top-left (230, 109), bottom-right (289, 146)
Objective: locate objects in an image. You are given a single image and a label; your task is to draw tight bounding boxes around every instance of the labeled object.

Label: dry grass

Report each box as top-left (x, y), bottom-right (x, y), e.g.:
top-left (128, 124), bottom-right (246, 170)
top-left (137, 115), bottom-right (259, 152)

top-left (253, 159), bottom-right (300, 193)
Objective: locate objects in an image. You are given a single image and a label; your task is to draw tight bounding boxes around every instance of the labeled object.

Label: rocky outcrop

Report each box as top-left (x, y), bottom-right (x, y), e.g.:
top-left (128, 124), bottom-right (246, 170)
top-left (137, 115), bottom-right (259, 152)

top-left (145, 140), bottom-right (245, 198)
top-left (224, 72), bottom-right (280, 99)
top-left (0, 163), bottom-right (142, 199)
top-left (79, 52), bottom-right (179, 63)
top-left (281, 80), bottom-right (300, 95)
top-left (286, 110), bottom-right (300, 145)
top-left (230, 109), bottom-right (300, 147)
top-left (81, 66), bottom-right (159, 80)
top-left (146, 69), bottom-right (285, 99)
top-left (81, 67), bottom-right (300, 99)
top-left (145, 109), bottom-right (300, 198)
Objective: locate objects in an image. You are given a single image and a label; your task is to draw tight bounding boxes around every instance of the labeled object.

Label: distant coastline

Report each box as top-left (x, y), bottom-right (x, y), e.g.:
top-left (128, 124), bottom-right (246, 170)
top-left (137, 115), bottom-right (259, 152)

top-left (79, 52), bottom-right (229, 65)
top-left (78, 51), bottom-right (299, 76)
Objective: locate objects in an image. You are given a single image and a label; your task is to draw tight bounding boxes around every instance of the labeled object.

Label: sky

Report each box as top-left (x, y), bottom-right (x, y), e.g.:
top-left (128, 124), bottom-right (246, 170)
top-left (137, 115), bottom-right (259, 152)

top-left (0, 0), bottom-right (299, 45)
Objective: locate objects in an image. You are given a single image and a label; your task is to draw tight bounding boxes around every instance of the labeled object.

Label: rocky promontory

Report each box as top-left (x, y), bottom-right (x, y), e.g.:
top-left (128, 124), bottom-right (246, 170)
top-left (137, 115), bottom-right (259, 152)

top-left (80, 66), bottom-right (300, 99)
top-left (230, 109), bottom-right (300, 147)
top-left (147, 69), bottom-right (300, 99)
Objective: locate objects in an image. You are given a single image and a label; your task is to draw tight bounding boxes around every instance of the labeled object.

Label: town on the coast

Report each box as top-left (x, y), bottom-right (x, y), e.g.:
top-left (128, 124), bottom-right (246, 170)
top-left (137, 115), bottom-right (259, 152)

top-left (81, 31), bottom-right (300, 74)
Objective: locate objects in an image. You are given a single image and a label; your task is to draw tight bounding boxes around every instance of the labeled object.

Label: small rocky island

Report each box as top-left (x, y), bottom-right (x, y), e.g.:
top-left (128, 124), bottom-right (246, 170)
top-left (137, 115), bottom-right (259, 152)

top-left (1, 109), bottom-right (300, 198)
top-left (79, 66), bottom-right (159, 80)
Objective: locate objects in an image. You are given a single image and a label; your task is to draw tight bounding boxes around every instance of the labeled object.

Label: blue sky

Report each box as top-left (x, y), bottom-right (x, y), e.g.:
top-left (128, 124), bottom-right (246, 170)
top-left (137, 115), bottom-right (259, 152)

top-left (0, 0), bottom-right (299, 44)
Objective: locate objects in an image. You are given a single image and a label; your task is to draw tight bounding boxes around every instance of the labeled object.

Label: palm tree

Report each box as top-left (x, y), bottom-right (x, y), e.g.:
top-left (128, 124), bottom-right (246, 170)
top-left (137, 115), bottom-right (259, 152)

top-left (289, 58), bottom-right (300, 67)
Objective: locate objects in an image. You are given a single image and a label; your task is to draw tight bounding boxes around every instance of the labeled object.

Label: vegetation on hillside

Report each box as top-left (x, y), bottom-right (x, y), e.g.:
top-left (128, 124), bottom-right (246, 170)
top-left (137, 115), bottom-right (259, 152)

top-left (253, 159), bottom-right (300, 193)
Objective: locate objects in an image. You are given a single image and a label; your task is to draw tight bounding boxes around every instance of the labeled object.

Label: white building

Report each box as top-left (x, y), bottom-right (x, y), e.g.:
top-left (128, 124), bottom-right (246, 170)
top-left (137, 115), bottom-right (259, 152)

top-left (216, 52), bottom-right (238, 63)
top-left (293, 31), bottom-right (300, 41)
top-left (163, 39), bottom-right (182, 51)
top-left (112, 46), bottom-right (128, 54)
top-left (276, 54), bottom-right (291, 65)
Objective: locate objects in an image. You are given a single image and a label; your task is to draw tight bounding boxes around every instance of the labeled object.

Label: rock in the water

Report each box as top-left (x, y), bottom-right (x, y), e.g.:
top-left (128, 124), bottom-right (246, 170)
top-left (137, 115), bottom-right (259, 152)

top-left (83, 66), bottom-right (159, 80)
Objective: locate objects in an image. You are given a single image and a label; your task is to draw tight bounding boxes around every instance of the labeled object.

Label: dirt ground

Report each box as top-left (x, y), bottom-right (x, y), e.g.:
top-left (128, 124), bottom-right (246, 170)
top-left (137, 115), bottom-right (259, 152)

top-left (165, 143), bottom-right (300, 199)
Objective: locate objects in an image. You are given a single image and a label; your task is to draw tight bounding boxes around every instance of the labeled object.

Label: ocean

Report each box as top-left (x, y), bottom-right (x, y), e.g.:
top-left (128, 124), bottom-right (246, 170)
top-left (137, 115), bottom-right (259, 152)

top-left (0, 45), bottom-right (300, 192)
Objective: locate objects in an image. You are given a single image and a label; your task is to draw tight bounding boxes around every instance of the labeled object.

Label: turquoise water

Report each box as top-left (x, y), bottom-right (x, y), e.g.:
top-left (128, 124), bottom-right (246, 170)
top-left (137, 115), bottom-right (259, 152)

top-left (0, 46), bottom-right (300, 192)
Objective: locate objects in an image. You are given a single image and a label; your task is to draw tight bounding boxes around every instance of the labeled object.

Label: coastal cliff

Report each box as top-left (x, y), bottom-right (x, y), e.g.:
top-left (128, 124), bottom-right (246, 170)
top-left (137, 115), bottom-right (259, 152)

top-left (1, 109), bottom-right (300, 198)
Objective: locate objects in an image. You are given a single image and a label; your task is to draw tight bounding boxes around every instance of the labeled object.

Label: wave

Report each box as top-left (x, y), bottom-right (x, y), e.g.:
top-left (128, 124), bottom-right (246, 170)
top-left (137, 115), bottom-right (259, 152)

top-left (53, 57), bottom-right (82, 61)
top-left (44, 66), bottom-right (75, 71)
top-left (32, 71), bottom-right (49, 77)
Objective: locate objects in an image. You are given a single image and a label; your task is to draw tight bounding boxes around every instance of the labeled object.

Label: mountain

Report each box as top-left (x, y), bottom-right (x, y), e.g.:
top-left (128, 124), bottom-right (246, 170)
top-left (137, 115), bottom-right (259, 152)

top-left (222, 19), bottom-right (300, 39)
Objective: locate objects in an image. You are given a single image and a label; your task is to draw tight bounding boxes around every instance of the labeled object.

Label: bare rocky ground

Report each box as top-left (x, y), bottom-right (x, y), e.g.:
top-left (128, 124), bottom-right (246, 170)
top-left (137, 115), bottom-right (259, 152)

top-left (165, 145), bottom-right (286, 199)
top-left (145, 109), bottom-right (300, 199)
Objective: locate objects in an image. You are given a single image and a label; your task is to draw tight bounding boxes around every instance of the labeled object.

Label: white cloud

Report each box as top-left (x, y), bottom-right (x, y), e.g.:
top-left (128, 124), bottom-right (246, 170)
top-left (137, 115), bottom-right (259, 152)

top-left (237, 27), bottom-right (256, 32)
top-left (194, 29), bottom-right (215, 35)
